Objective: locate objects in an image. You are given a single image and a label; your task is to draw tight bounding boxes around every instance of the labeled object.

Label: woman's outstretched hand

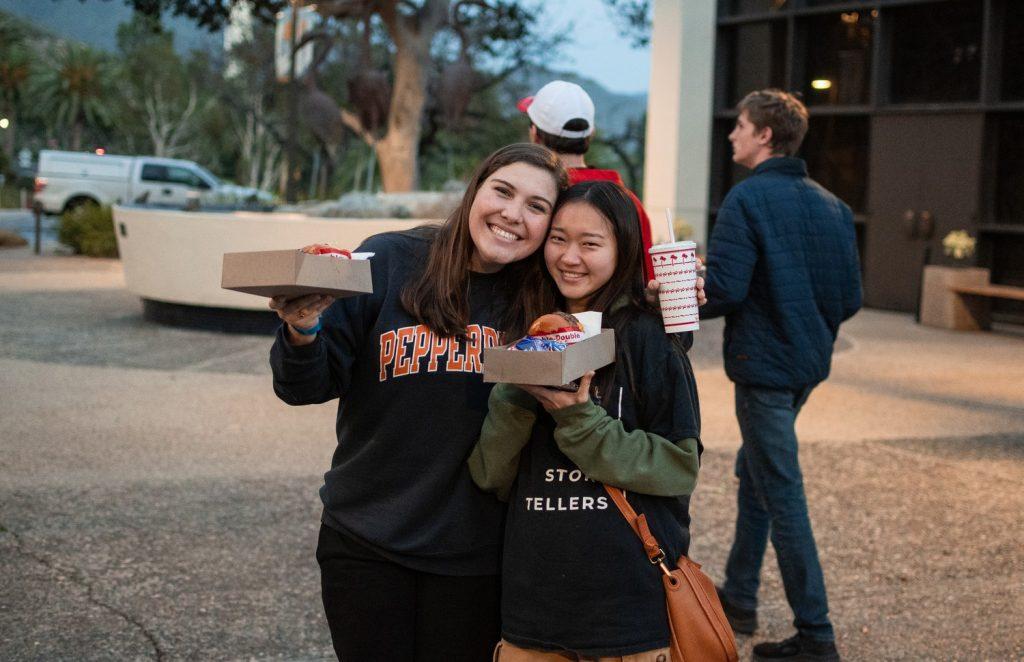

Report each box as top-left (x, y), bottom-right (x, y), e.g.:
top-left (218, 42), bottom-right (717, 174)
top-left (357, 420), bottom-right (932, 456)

top-left (269, 293), bottom-right (335, 345)
top-left (517, 372), bottom-right (595, 412)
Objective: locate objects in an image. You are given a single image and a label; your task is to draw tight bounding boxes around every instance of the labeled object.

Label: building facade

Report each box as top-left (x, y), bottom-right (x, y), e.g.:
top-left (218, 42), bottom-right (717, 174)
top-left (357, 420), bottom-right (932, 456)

top-left (645, 0), bottom-right (1023, 318)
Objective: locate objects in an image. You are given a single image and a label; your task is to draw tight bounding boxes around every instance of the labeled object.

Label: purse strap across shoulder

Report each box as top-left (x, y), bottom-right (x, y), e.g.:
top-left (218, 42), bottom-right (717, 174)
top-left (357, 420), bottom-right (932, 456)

top-left (603, 485), bottom-right (671, 572)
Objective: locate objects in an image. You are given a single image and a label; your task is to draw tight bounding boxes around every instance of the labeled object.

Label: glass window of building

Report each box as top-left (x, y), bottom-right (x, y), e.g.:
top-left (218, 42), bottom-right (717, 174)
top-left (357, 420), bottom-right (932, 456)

top-left (889, 0), bottom-right (982, 103)
top-left (723, 21), bottom-right (787, 106)
top-left (720, 0), bottom-right (788, 16)
top-left (1001, 2), bottom-right (1024, 101)
top-left (801, 11), bottom-right (873, 106)
top-left (989, 237), bottom-right (1024, 291)
top-left (801, 116), bottom-right (870, 213)
top-left (709, 119), bottom-right (749, 207)
top-left (994, 115), bottom-right (1024, 224)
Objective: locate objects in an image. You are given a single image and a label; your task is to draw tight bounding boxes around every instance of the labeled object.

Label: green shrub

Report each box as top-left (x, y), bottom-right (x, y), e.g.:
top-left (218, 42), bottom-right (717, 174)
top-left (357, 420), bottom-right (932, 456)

top-left (0, 184), bottom-right (21, 209)
top-left (59, 204), bottom-right (119, 258)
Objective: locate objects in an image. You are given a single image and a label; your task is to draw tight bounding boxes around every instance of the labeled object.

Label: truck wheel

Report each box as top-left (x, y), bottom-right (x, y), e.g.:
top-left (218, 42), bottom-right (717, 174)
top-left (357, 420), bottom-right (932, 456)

top-left (64, 196), bottom-right (99, 214)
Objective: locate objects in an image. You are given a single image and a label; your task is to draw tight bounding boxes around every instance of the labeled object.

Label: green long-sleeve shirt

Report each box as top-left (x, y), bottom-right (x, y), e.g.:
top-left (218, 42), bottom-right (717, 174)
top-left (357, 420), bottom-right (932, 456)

top-left (468, 383), bottom-right (699, 501)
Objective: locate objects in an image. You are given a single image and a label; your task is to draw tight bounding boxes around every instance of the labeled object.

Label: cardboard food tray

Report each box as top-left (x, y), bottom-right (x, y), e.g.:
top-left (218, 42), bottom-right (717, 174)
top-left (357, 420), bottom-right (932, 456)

top-left (482, 329), bottom-right (615, 386)
top-left (221, 250), bottom-right (372, 298)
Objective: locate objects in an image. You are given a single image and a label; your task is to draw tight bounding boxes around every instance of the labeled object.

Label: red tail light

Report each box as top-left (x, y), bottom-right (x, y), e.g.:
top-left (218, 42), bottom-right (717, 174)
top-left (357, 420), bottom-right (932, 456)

top-left (34, 177), bottom-right (47, 193)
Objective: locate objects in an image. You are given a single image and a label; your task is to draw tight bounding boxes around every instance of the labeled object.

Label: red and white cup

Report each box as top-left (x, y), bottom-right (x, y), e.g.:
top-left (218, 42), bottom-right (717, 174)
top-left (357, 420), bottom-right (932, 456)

top-left (650, 241), bottom-right (699, 333)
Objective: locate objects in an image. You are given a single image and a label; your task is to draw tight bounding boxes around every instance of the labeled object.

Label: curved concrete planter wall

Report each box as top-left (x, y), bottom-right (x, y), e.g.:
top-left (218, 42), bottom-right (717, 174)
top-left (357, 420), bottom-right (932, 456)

top-left (112, 206), bottom-right (429, 312)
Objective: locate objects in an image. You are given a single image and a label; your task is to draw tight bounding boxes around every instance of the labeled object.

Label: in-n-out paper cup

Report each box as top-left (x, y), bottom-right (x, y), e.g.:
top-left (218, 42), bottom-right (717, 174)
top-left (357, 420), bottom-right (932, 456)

top-left (650, 240), bottom-right (699, 333)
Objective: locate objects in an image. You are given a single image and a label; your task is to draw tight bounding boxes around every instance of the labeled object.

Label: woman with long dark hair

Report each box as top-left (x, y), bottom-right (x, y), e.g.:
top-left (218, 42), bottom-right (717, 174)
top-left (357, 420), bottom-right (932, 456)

top-left (268, 143), bottom-right (567, 661)
top-left (469, 181), bottom-right (702, 660)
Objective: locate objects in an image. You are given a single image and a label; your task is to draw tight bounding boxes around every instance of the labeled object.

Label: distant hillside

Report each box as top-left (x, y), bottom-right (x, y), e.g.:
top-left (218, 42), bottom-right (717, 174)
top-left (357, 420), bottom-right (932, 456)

top-left (0, 6), bottom-right (52, 40)
top-left (0, 0), bottom-right (221, 55)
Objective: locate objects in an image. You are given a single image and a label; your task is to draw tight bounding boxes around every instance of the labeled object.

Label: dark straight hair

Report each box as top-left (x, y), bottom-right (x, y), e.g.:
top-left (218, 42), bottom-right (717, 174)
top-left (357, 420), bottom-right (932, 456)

top-left (532, 123), bottom-right (592, 155)
top-left (547, 181), bottom-right (660, 405)
top-left (550, 180), bottom-right (650, 317)
top-left (401, 143), bottom-right (568, 338)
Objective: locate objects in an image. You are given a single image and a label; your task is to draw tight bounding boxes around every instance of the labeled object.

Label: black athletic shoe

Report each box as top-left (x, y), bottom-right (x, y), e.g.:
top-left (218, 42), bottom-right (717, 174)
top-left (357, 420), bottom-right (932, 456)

top-left (752, 634), bottom-right (840, 661)
top-left (715, 585), bottom-right (758, 635)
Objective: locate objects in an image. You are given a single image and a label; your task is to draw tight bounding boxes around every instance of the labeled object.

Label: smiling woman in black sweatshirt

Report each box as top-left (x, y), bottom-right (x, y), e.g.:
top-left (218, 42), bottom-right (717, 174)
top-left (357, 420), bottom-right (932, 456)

top-left (268, 143), bottom-right (568, 661)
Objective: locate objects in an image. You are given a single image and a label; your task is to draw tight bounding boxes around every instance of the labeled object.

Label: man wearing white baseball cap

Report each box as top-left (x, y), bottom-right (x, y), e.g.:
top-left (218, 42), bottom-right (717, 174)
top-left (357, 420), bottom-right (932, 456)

top-left (518, 80), bottom-right (655, 282)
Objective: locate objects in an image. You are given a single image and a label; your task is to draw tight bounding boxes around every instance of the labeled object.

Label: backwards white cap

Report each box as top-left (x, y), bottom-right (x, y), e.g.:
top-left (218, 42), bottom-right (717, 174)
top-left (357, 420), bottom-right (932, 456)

top-left (516, 80), bottom-right (595, 139)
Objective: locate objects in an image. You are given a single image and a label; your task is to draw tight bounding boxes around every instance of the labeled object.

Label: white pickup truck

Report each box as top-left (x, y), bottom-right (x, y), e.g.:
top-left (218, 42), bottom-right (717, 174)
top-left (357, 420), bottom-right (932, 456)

top-left (33, 150), bottom-right (274, 214)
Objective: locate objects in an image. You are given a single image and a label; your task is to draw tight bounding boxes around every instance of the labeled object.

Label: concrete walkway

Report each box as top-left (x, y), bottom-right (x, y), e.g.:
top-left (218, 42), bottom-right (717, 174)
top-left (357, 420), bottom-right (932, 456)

top-left (1, 249), bottom-right (1021, 660)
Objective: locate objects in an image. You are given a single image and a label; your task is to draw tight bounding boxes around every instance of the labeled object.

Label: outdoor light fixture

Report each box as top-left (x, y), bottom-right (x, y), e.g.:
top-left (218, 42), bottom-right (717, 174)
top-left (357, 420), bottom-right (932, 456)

top-left (95, 148), bottom-right (106, 155)
top-left (0, 118), bottom-right (9, 129)
top-left (811, 79), bottom-right (833, 90)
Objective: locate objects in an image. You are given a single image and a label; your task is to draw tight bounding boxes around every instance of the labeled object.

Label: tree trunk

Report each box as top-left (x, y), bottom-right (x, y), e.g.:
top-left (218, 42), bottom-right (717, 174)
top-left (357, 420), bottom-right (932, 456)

top-left (2, 108), bottom-right (15, 162)
top-left (326, 0), bottom-right (447, 191)
top-left (375, 39), bottom-right (428, 192)
top-left (71, 121), bottom-right (82, 151)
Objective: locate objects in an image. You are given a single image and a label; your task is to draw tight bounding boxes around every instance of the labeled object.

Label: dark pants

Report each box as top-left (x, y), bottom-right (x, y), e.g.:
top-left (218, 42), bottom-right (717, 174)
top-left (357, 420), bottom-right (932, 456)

top-left (316, 523), bottom-right (501, 661)
top-left (721, 384), bottom-right (834, 642)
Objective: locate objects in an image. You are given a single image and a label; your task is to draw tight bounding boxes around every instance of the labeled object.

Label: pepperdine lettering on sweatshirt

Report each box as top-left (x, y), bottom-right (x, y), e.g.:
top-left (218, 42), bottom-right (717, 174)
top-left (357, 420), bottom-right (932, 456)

top-left (270, 230), bottom-right (509, 576)
top-left (378, 323), bottom-right (500, 380)
top-left (471, 310), bottom-right (702, 656)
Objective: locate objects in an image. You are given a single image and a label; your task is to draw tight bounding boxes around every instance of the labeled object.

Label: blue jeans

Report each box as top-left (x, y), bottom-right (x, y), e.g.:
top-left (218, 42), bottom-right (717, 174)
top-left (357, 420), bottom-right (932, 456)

top-left (722, 384), bottom-right (834, 642)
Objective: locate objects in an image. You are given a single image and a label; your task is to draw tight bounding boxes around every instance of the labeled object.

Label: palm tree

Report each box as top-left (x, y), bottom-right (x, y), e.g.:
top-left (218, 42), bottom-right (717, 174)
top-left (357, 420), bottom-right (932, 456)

top-left (0, 43), bottom-right (31, 161)
top-left (30, 43), bottom-right (115, 151)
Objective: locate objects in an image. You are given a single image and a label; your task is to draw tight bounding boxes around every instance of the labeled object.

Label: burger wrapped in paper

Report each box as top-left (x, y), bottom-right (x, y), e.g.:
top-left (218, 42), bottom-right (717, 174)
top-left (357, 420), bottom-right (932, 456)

top-left (512, 312), bottom-right (585, 351)
top-left (301, 243), bottom-right (352, 259)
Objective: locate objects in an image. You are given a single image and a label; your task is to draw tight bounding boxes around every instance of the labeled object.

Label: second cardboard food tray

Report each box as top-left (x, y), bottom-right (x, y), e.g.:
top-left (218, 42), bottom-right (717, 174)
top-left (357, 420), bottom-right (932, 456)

top-left (221, 249), bottom-right (373, 298)
top-left (482, 330), bottom-right (615, 387)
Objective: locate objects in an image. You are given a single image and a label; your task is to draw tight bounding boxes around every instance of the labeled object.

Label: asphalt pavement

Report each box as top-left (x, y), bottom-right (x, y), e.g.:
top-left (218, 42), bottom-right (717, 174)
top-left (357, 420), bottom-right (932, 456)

top-left (1, 247), bottom-right (1021, 661)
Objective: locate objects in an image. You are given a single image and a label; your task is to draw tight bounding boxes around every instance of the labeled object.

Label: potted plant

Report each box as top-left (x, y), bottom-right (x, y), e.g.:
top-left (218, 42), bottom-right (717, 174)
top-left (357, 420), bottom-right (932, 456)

top-left (941, 230), bottom-right (977, 262)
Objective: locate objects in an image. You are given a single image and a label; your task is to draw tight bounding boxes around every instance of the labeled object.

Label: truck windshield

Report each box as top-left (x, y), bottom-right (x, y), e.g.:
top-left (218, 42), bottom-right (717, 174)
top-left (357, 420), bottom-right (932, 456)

top-left (195, 165), bottom-right (221, 188)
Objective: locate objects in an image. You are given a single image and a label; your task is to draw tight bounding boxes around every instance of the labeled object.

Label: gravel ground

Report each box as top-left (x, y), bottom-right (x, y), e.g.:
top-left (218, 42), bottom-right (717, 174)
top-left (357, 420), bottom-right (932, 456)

top-left (2, 438), bottom-right (1020, 661)
top-left (1, 251), bottom-right (1021, 661)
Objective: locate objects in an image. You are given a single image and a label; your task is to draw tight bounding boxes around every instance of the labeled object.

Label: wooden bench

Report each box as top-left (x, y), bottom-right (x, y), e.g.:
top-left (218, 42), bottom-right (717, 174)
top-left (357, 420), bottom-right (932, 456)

top-left (948, 283), bottom-right (1024, 330)
top-left (919, 266), bottom-right (1024, 331)
top-left (951, 284), bottom-right (1024, 301)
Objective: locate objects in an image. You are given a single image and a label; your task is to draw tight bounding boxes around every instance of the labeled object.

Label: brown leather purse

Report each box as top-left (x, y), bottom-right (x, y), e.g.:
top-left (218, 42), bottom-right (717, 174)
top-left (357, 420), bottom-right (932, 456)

top-left (604, 485), bottom-right (739, 662)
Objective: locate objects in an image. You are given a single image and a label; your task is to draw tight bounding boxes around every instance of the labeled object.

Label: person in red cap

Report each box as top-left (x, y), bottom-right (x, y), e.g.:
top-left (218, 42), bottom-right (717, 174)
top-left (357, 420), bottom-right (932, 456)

top-left (518, 80), bottom-right (656, 283)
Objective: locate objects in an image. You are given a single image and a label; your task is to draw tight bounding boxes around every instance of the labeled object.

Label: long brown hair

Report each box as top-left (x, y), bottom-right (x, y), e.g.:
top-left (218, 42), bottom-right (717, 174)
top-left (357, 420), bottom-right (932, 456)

top-left (401, 143), bottom-right (568, 337)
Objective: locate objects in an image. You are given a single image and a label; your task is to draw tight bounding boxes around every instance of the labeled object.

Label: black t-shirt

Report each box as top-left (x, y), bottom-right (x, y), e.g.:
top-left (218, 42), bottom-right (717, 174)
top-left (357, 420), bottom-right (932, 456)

top-left (270, 230), bottom-right (510, 575)
top-left (500, 312), bottom-right (701, 656)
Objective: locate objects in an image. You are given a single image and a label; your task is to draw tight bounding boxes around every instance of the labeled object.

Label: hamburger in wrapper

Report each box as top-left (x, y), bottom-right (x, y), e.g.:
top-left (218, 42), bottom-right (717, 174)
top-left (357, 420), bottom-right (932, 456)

top-left (509, 312), bottom-right (600, 391)
top-left (512, 312), bottom-right (586, 352)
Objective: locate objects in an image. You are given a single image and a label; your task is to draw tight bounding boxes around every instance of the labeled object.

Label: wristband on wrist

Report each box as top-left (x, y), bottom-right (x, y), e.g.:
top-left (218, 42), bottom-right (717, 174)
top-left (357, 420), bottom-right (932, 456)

top-left (291, 319), bottom-right (322, 336)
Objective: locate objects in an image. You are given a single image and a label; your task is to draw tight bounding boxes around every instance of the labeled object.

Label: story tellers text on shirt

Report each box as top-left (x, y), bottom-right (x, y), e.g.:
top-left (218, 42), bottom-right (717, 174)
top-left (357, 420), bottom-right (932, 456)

top-left (378, 324), bottom-right (501, 381)
top-left (524, 466), bottom-right (609, 512)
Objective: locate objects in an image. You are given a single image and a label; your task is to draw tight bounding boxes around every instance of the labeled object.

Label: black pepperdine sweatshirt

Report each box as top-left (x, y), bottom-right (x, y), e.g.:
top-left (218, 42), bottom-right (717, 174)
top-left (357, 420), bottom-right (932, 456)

top-left (270, 230), bottom-right (509, 575)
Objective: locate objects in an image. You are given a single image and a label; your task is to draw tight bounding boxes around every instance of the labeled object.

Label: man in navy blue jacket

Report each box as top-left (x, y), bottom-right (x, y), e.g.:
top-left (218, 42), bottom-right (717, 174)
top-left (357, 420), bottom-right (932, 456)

top-left (701, 89), bottom-right (861, 662)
